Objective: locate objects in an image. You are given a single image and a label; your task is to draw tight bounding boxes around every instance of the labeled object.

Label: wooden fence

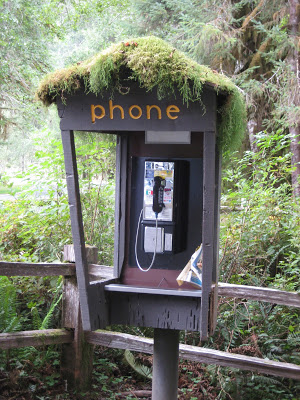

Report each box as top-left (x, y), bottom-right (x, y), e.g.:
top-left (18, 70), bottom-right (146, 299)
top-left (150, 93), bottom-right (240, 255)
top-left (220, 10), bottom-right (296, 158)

top-left (0, 259), bottom-right (299, 389)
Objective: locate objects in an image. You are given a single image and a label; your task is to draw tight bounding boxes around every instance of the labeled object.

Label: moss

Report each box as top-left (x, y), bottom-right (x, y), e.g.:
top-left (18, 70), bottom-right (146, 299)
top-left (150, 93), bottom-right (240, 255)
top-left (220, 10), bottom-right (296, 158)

top-left (36, 36), bottom-right (246, 152)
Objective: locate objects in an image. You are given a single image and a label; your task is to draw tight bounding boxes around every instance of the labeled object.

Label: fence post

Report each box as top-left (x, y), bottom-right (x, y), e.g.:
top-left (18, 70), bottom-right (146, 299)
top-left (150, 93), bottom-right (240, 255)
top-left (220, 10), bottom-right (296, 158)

top-left (60, 245), bottom-right (97, 390)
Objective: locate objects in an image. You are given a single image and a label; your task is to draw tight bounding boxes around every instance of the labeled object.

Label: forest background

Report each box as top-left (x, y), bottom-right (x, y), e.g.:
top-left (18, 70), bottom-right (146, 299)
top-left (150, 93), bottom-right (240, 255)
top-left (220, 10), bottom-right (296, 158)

top-left (0, 1), bottom-right (299, 399)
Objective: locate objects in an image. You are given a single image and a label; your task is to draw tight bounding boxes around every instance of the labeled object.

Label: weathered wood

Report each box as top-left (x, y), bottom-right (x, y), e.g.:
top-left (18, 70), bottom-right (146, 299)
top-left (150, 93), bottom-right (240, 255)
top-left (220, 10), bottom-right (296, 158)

top-left (61, 130), bottom-right (91, 331)
top-left (211, 144), bottom-right (221, 334)
top-left (218, 283), bottom-right (300, 308)
top-left (86, 330), bottom-right (300, 380)
top-left (60, 276), bottom-right (94, 390)
top-left (89, 264), bottom-right (114, 281)
top-left (64, 244), bottom-right (98, 264)
top-left (60, 246), bottom-right (95, 390)
top-left (114, 134), bottom-right (128, 278)
top-left (0, 261), bottom-right (76, 277)
top-left (58, 88), bottom-right (216, 132)
top-left (118, 391), bottom-right (152, 398)
top-left (201, 131), bottom-right (216, 339)
top-left (108, 291), bottom-right (201, 331)
top-left (0, 261), bottom-right (113, 280)
top-left (0, 329), bottom-right (73, 349)
top-left (89, 278), bottom-right (118, 330)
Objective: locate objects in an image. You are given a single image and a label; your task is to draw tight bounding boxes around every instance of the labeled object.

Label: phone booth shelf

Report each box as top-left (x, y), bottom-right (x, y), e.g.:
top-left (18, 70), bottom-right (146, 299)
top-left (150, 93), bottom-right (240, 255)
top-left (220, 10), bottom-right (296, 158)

top-left (37, 37), bottom-right (246, 344)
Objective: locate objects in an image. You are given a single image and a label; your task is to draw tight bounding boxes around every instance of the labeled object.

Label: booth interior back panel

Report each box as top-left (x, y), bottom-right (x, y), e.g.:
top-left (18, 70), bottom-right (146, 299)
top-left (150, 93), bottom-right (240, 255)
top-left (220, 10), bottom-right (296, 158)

top-left (128, 157), bottom-right (203, 270)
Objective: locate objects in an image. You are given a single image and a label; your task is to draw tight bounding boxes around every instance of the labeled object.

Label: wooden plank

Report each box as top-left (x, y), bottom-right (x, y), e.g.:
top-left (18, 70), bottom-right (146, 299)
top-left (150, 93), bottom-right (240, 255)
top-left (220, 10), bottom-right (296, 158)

top-left (86, 330), bottom-right (300, 380)
top-left (201, 131), bottom-right (216, 340)
top-left (0, 329), bottom-right (73, 349)
top-left (61, 130), bottom-right (91, 331)
top-left (89, 278), bottom-right (118, 330)
top-left (0, 261), bottom-right (76, 276)
top-left (89, 264), bottom-right (114, 281)
top-left (211, 148), bottom-right (221, 334)
top-left (64, 244), bottom-right (98, 264)
top-left (113, 134), bottom-right (128, 278)
top-left (218, 283), bottom-right (300, 308)
top-left (61, 247), bottom-right (95, 389)
top-left (58, 88), bottom-right (216, 132)
top-left (0, 261), bottom-right (113, 280)
top-left (108, 292), bottom-right (201, 331)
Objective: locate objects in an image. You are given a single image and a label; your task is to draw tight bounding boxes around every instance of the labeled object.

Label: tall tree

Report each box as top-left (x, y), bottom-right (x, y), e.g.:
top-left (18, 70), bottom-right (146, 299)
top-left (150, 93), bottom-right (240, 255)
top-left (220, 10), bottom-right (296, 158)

top-left (131, 0), bottom-right (300, 195)
top-left (288, 0), bottom-right (300, 197)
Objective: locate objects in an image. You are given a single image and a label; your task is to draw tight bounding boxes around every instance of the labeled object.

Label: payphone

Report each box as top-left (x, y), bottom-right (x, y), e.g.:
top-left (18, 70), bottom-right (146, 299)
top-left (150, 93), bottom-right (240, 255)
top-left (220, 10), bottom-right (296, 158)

top-left (134, 160), bottom-right (189, 271)
top-left (128, 154), bottom-right (203, 276)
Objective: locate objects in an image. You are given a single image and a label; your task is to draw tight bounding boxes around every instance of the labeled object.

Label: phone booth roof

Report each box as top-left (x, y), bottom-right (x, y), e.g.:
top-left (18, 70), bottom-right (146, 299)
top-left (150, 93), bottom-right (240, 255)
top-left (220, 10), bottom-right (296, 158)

top-left (37, 36), bottom-right (246, 152)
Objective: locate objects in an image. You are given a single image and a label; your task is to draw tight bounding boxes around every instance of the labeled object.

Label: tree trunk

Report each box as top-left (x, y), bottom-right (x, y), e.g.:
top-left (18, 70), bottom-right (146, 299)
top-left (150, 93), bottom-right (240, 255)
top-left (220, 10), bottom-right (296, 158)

top-left (288, 0), bottom-right (300, 198)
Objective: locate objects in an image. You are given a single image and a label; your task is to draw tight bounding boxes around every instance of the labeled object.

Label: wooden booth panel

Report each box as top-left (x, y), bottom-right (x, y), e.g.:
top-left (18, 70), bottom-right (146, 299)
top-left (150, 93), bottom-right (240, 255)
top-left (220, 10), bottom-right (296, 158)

top-left (57, 86), bottom-right (216, 133)
top-left (108, 292), bottom-right (202, 331)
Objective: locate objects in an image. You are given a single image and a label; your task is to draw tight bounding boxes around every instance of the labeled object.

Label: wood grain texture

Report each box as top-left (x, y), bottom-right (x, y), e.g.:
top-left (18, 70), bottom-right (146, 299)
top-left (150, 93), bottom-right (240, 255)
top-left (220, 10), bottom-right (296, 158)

top-left (61, 130), bottom-right (91, 331)
top-left (211, 148), bottom-right (221, 334)
top-left (58, 88), bottom-right (216, 132)
top-left (0, 261), bottom-right (113, 280)
top-left (0, 329), bottom-right (73, 349)
top-left (114, 135), bottom-right (128, 278)
top-left (218, 283), bottom-right (300, 308)
top-left (89, 278), bottom-right (118, 330)
top-left (61, 244), bottom-right (96, 390)
top-left (0, 261), bottom-right (75, 276)
top-left (108, 292), bottom-right (201, 331)
top-left (64, 244), bottom-right (98, 264)
top-left (201, 131), bottom-right (216, 339)
top-left (86, 330), bottom-right (300, 380)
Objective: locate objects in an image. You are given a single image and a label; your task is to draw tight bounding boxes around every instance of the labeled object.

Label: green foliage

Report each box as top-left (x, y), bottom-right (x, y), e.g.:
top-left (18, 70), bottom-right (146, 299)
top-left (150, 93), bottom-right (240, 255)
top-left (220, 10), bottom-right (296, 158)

top-left (220, 130), bottom-right (300, 289)
top-left (0, 277), bottom-right (21, 333)
top-left (202, 129), bottom-right (300, 399)
top-left (124, 349), bottom-right (152, 380)
top-left (36, 36), bottom-right (246, 152)
top-left (0, 131), bottom-right (116, 265)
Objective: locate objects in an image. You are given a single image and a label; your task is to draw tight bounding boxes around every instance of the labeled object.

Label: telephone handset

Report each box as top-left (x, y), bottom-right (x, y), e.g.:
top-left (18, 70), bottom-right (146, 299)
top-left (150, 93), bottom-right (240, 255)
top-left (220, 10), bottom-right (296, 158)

top-left (152, 176), bottom-right (166, 215)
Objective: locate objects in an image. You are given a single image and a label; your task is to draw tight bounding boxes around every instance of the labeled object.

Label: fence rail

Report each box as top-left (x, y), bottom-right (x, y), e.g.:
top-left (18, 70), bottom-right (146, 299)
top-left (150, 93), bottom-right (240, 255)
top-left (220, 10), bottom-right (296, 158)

top-left (1, 328), bottom-right (299, 380)
top-left (0, 260), bottom-right (299, 388)
top-left (0, 329), bottom-right (73, 349)
top-left (1, 261), bottom-right (299, 308)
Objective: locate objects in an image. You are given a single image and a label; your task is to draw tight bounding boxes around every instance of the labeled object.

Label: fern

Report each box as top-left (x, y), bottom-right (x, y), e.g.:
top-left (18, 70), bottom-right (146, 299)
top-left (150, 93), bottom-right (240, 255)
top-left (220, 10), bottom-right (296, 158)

top-left (40, 292), bottom-right (62, 330)
top-left (0, 276), bottom-right (21, 333)
top-left (124, 349), bottom-right (152, 380)
top-left (31, 306), bottom-right (43, 330)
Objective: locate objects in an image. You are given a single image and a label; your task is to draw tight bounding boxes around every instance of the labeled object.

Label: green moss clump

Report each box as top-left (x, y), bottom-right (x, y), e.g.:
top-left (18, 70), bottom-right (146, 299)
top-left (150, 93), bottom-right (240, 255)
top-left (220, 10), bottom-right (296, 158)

top-left (36, 36), bottom-right (246, 152)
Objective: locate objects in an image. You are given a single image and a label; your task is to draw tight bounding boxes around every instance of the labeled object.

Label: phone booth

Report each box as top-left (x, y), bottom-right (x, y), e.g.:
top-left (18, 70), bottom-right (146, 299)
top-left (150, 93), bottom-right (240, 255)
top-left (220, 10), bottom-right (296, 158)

top-left (58, 85), bottom-right (219, 339)
top-left (37, 36), bottom-right (245, 399)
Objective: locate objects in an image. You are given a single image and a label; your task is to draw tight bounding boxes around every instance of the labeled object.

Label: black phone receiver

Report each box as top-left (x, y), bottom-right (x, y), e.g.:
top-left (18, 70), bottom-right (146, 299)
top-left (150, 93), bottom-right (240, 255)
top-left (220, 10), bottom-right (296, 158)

top-left (152, 176), bottom-right (166, 215)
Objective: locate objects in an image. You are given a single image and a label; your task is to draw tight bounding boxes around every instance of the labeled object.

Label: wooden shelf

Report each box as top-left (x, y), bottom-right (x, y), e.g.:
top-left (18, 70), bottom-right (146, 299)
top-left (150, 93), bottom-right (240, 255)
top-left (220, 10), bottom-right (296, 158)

top-left (105, 284), bottom-right (202, 297)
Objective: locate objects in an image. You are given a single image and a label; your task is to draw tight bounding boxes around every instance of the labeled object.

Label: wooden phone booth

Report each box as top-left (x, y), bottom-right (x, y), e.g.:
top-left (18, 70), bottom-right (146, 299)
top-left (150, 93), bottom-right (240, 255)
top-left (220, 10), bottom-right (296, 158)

top-left (37, 36), bottom-right (245, 400)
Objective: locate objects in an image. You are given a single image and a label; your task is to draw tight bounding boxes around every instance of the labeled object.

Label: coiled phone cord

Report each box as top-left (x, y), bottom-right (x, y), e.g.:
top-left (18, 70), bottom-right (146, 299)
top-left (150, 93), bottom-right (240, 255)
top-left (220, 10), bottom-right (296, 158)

top-left (135, 208), bottom-right (158, 272)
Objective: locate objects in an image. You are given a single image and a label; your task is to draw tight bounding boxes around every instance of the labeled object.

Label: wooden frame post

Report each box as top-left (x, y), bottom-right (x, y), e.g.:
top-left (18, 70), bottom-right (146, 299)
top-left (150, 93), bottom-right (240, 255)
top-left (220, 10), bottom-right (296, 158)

top-left (200, 131), bottom-right (216, 339)
top-left (60, 245), bottom-right (97, 390)
top-left (61, 130), bottom-right (92, 331)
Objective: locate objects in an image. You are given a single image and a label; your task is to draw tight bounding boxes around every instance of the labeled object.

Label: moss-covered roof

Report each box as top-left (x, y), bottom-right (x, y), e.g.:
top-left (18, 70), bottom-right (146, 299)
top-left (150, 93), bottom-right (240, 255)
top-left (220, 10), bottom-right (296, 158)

top-left (36, 36), bottom-right (246, 152)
